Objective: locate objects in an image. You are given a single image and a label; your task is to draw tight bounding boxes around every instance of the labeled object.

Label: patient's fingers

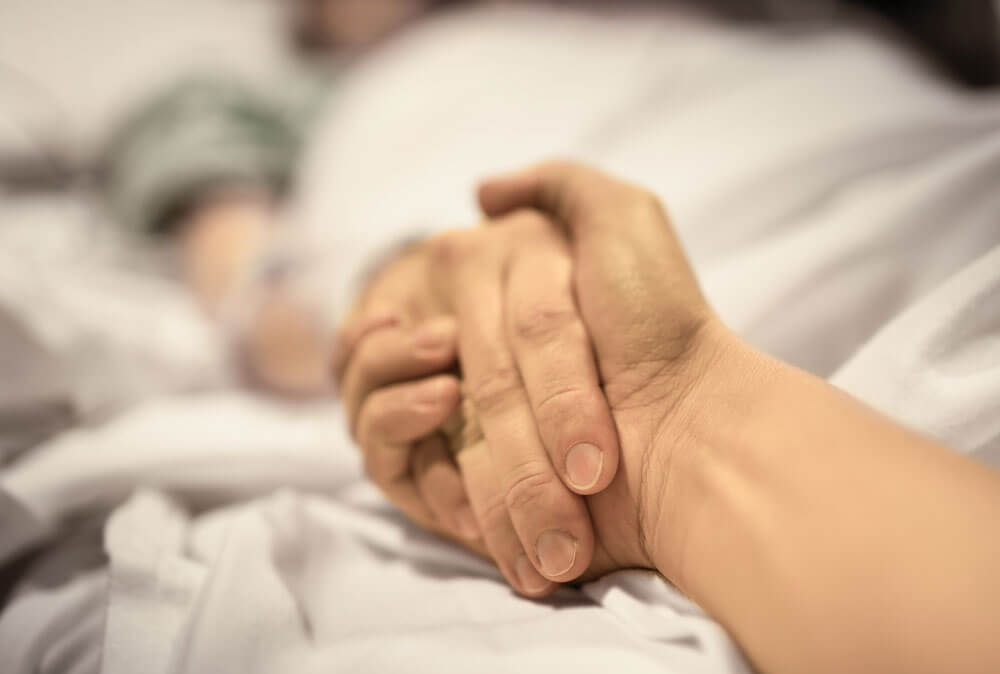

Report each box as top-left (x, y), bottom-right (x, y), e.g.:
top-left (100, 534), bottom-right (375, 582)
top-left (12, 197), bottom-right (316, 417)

top-left (340, 318), bottom-right (458, 435)
top-left (411, 434), bottom-right (479, 541)
top-left (332, 311), bottom-right (400, 383)
top-left (456, 440), bottom-right (555, 598)
top-left (504, 222), bottom-right (620, 495)
top-left (357, 374), bottom-right (460, 529)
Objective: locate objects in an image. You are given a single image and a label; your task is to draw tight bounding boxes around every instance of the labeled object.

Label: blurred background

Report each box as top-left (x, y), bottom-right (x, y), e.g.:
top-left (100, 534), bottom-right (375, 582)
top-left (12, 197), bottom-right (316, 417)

top-left (2, 1), bottom-right (998, 189)
top-left (1, 0), bottom-right (999, 465)
top-left (1, 2), bottom-right (999, 671)
top-left (1, 0), bottom-right (999, 455)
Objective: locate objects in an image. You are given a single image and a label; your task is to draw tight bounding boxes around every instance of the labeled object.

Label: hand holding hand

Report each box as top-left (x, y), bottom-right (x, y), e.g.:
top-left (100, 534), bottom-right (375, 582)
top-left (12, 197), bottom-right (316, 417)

top-left (337, 215), bottom-right (623, 595)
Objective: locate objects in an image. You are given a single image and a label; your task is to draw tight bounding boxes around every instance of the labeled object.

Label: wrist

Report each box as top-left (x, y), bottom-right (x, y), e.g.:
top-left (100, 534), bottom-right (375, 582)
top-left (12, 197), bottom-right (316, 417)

top-left (638, 320), bottom-right (778, 591)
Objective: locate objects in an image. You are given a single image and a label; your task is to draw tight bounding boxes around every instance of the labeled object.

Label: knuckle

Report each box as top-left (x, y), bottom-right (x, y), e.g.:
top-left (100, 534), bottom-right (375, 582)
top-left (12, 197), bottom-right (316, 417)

top-left (428, 229), bottom-right (479, 268)
top-left (533, 384), bottom-right (590, 430)
top-left (501, 208), bottom-right (551, 233)
top-left (467, 362), bottom-right (522, 414)
top-left (511, 301), bottom-right (578, 343)
top-left (504, 461), bottom-right (558, 514)
top-left (633, 187), bottom-right (666, 217)
top-left (478, 494), bottom-right (512, 532)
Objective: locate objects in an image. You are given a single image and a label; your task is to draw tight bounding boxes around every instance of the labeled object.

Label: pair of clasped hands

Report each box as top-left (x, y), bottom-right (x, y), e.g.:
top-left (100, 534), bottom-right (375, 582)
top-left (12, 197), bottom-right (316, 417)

top-left (335, 161), bottom-right (719, 596)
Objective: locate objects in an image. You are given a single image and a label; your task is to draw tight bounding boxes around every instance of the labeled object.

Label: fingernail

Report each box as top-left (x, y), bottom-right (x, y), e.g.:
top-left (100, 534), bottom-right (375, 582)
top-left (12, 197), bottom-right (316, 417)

top-left (455, 504), bottom-right (479, 540)
top-left (515, 553), bottom-right (552, 594)
top-left (412, 318), bottom-right (454, 351)
top-left (565, 443), bottom-right (603, 491)
top-left (536, 530), bottom-right (578, 578)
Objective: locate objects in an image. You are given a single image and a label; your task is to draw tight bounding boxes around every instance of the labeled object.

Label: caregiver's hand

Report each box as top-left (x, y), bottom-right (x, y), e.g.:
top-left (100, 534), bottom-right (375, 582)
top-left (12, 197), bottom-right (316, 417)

top-left (478, 162), bottom-right (725, 577)
top-left (480, 161), bottom-right (1000, 674)
top-left (337, 213), bottom-right (623, 594)
top-left (479, 162), bottom-right (715, 404)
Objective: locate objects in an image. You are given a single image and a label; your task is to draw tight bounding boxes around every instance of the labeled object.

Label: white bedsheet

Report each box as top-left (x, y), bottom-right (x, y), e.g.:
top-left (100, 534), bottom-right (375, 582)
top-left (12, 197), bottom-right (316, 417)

top-left (2, 3), bottom-right (999, 673)
top-left (0, 193), bottom-right (228, 420)
top-left (0, 0), bottom-right (294, 157)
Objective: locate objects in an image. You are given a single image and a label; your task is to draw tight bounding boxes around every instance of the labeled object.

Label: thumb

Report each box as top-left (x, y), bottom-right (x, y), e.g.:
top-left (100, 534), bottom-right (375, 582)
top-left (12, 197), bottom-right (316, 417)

top-left (478, 160), bottom-right (684, 275)
top-left (477, 160), bottom-right (640, 231)
top-left (479, 160), bottom-right (709, 382)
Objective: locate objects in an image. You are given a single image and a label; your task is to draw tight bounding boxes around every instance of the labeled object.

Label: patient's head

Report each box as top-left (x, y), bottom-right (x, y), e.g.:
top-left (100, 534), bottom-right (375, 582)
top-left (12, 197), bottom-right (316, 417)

top-left (294, 0), bottom-right (449, 52)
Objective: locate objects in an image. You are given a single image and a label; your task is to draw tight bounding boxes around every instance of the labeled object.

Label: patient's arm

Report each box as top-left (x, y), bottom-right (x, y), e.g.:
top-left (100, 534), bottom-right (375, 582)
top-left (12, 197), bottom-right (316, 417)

top-left (475, 161), bottom-right (1000, 674)
top-left (177, 192), bottom-right (336, 397)
top-left (99, 75), bottom-right (329, 396)
top-left (178, 190), bottom-right (275, 313)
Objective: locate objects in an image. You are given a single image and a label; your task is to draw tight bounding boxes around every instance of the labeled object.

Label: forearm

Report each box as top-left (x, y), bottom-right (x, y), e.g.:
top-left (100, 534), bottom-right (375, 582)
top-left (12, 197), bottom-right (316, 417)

top-left (652, 324), bottom-right (1000, 674)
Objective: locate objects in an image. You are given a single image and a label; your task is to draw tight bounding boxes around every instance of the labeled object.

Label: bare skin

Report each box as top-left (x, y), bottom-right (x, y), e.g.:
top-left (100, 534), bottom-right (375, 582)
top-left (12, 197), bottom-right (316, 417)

top-left (342, 161), bottom-right (1000, 673)
top-left (336, 215), bottom-right (624, 596)
top-left (179, 191), bottom-right (274, 313)
top-left (179, 191), bottom-right (335, 397)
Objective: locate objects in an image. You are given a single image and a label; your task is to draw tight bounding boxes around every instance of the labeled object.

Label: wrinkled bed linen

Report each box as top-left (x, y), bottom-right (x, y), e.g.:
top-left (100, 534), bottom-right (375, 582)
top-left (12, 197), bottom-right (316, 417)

top-left (0, 306), bottom-right (75, 464)
top-left (30, 239), bottom-right (990, 674)
top-left (0, 193), bottom-right (228, 420)
top-left (2, 3), bottom-right (1000, 673)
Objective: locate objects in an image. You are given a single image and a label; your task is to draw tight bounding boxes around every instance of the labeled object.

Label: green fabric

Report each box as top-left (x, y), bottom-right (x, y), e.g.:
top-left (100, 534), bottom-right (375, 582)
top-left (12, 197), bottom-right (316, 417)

top-left (98, 72), bottom-right (325, 236)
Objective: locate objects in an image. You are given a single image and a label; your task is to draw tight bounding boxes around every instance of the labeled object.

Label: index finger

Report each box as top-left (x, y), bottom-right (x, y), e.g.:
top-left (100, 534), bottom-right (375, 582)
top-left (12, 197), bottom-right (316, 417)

top-left (430, 228), bottom-right (595, 582)
top-left (502, 217), bottom-right (620, 494)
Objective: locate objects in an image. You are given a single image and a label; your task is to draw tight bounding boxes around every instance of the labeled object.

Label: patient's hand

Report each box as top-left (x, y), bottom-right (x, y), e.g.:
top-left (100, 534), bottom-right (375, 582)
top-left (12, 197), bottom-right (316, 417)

top-left (337, 214), bottom-right (623, 596)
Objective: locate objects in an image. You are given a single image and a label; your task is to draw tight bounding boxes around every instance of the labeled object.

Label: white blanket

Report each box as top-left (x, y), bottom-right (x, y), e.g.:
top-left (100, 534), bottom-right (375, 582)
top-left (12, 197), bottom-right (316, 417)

top-left (2, 3), bottom-right (999, 673)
